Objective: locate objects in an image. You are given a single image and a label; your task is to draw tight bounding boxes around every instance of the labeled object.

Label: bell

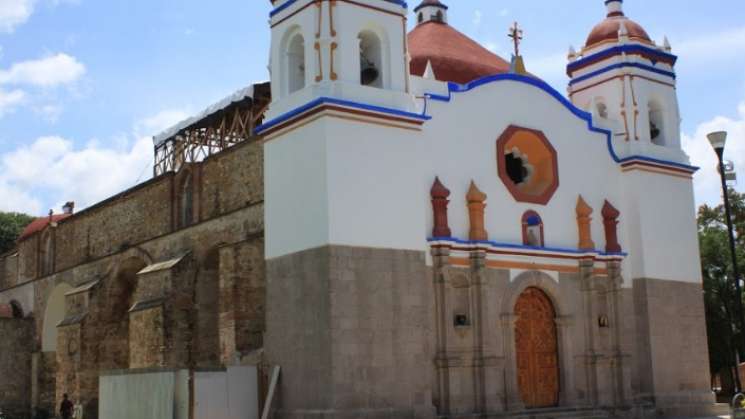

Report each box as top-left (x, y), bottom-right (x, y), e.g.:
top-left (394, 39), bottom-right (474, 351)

top-left (361, 65), bottom-right (379, 86)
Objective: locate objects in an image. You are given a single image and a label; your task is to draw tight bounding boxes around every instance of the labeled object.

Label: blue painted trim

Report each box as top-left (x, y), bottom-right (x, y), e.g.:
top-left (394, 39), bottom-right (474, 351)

top-left (270, 0), bottom-right (407, 18)
top-left (421, 73), bottom-right (694, 173)
top-left (567, 45), bottom-right (678, 75)
top-left (255, 96), bottom-right (431, 135)
top-left (569, 62), bottom-right (676, 86)
top-left (428, 237), bottom-right (628, 258)
top-left (619, 155), bottom-right (699, 172)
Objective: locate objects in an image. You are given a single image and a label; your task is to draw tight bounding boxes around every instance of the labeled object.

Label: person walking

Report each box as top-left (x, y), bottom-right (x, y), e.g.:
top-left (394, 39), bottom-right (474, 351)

top-left (60, 394), bottom-right (74, 419)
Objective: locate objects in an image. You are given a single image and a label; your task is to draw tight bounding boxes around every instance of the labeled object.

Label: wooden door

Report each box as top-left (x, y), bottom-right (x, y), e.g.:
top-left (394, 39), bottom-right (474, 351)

top-left (514, 287), bottom-right (559, 408)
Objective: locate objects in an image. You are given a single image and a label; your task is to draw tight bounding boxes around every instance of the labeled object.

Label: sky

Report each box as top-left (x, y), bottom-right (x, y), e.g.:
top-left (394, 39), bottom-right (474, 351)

top-left (0, 0), bottom-right (744, 215)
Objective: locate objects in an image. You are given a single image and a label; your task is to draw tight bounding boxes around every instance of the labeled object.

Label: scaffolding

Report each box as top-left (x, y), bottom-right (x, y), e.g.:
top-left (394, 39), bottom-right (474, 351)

top-left (152, 82), bottom-right (271, 176)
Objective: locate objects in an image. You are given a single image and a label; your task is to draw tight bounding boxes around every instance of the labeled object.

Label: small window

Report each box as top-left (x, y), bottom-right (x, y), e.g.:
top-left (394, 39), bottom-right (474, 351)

top-left (418, 13), bottom-right (423, 23)
top-left (359, 30), bottom-right (383, 88)
top-left (649, 101), bottom-right (665, 146)
top-left (287, 33), bottom-right (306, 94)
top-left (596, 102), bottom-right (608, 119)
top-left (434, 10), bottom-right (444, 22)
top-left (522, 211), bottom-right (544, 247)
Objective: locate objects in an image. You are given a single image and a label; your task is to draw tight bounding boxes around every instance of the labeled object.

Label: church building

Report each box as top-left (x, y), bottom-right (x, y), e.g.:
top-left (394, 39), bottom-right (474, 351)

top-left (0, 1), bottom-right (720, 418)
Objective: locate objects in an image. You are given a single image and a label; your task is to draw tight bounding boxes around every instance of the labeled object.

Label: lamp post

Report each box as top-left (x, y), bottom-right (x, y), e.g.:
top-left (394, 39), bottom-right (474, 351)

top-left (708, 130), bottom-right (744, 393)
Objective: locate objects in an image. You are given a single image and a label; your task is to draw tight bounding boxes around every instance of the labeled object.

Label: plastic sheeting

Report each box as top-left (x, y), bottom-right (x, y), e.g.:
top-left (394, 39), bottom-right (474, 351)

top-left (195, 366), bottom-right (258, 419)
top-left (99, 370), bottom-right (188, 419)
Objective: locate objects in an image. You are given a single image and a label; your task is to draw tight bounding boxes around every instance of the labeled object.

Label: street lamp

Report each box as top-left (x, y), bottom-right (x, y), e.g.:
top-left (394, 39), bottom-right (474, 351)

top-left (708, 130), bottom-right (744, 393)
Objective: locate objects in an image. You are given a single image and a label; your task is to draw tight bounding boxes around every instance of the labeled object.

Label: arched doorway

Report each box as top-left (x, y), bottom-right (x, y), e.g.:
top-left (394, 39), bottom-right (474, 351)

top-left (514, 287), bottom-right (559, 408)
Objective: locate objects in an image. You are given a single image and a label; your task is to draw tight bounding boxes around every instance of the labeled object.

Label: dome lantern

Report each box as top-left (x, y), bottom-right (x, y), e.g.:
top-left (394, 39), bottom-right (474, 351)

top-left (414, 0), bottom-right (448, 25)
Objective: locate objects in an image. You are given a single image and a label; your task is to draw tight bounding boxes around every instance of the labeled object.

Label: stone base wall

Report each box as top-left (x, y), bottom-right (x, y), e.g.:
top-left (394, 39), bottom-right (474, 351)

top-left (265, 246), bottom-right (435, 419)
top-left (632, 278), bottom-right (715, 415)
top-left (0, 318), bottom-right (34, 419)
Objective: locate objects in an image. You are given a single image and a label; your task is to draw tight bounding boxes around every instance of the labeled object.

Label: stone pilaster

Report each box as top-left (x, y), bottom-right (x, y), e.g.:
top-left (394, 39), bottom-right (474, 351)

top-left (579, 259), bottom-right (599, 407)
top-left (500, 313), bottom-right (524, 412)
top-left (470, 250), bottom-right (487, 413)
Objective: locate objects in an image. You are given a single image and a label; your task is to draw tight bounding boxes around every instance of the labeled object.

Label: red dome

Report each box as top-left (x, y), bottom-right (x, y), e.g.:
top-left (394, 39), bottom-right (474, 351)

top-left (585, 16), bottom-right (652, 48)
top-left (408, 21), bottom-right (510, 85)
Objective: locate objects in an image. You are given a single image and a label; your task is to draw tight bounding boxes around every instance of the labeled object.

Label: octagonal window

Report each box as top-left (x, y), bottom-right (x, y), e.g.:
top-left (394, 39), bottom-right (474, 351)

top-left (496, 125), bottom-right (559, 205)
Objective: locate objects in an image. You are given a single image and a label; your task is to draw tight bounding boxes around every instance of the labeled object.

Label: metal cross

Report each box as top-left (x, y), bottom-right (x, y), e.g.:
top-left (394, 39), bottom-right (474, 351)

top-left (508, 21), bottom-right (523, 56)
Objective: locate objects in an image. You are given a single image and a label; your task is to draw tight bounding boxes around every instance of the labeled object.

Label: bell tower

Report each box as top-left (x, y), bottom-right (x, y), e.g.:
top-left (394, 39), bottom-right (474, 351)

top-left (567, 0), bottom-right (684, 163)
top-left (266, 0), bottom-right (415, 120)
top-left (261, 2), bottom-right (433, 419)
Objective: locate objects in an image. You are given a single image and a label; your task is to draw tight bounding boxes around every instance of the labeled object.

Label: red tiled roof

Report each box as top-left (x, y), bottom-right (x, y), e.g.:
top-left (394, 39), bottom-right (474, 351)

top-left (18, 214), bottom-right (71, 242)
top-left (586, 16), bottom-right (651, 48)
top-left (408, 21), bottom-right (510, 85)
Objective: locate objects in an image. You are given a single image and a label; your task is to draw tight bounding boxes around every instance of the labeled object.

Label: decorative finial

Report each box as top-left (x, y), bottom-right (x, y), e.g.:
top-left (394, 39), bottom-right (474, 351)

top-left (568, 45), bottom-right (577, 62)
top-left (508, 21), bottom-right (523, 57)
top-left (663, 36), bottom-right (672, 52)
top-left (423, 60), bottom-right (436, 80)
top-left (605, 0), bottom-right (624, 18)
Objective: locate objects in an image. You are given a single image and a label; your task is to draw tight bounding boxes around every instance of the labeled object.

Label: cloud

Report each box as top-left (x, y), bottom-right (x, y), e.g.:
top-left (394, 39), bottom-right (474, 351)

top-left (473, 10), bottom-right (482, 27)
top-left (683, 102), bottom-right (745, 207)
top-left (0, 53), bottom-right (85, 87)
top-left (0, 88), bottom-right (26, 115)
top-left (673, 26), bottom-right (745, 62)
top-left (527, 52), bottom-right (568, 91)
top-left (0, 0), bottom-right (35, 33)
top-left (0, 109), bottom-right (188, 215)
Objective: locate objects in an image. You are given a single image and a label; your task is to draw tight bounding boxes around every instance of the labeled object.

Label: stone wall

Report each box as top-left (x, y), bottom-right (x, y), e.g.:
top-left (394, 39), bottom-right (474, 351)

top-left (0, 318), bottom-right (34, 418)
top-left (218, 236), bottom-right (266, 364)
top-left (632, 278), bottom-right (714, 416)
top-left (0, 137), bottom-right (268, 419)
top-left (266, 246), bottom-right (435, 419)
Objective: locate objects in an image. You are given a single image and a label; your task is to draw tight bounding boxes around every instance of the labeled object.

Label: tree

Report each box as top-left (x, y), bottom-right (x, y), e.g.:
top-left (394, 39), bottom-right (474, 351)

top-left (699, 188), bottom-right (745, 393)
top-left (0, 212), bottom-right (35, 255)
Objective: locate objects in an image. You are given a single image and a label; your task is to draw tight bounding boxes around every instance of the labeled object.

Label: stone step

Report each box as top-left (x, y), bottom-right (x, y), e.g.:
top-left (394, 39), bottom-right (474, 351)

top-left (486, 407), bottom-right (611, 419)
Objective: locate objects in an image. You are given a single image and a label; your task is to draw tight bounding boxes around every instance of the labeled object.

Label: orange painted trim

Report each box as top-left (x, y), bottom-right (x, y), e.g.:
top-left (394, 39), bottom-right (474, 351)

top-left (329, 42), bottom-right (338, 80)
top-left (447, 257), bottom-right (609, 276)
top-left (580, 37), bottom-right (655, 54)
top-left (569, 74), bottom-right (675, 97)
top-left (496, 125), bottom-right (560, 206)
top-left (620, 165), bottom-right (693, 179)
top-left (261, 107), bottom-right (423, 141)
top-left (314, 42), bottom-right (323, 82)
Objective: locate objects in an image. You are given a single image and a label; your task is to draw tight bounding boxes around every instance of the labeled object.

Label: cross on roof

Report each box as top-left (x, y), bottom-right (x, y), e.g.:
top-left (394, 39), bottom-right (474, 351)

top-left (508, 21), bottom-right (523, 57)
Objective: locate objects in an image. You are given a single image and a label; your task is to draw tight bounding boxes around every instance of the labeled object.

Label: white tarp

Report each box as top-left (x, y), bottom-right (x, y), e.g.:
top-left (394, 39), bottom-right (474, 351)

top-left (194, 366), bottom-right (258, 419)
top-left (99, 370), bottom-right (188, 419)
top-left (153, 85), bottom-right (262, 147)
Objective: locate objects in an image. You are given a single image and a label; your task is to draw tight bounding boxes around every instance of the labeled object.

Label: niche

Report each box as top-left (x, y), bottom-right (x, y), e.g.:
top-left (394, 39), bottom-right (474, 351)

top-left (287, 33), bottom-right (306, 94)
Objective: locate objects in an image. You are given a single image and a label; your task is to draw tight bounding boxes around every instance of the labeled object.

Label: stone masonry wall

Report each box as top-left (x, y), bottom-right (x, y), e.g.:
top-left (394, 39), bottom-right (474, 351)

top-left (266, 246), bottom-right (435, 419)
top-left (218, 236), bottom-right (265, 363)
top-left (54, 177), bottom-right (174, 273)
top-left (632, 278), bottom-right (714, 416)
top-left (0, 318), bottom-right (34, 419)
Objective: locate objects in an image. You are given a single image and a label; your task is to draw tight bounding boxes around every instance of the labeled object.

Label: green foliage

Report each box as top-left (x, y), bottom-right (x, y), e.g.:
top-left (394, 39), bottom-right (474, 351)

top-left (699, 189), bottom-right (745, 379)
top-left (0, 212), bottom-right (35, 255)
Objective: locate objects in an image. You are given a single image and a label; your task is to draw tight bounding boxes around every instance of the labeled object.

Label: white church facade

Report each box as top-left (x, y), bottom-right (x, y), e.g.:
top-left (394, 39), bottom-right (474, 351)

top-left (260, 0), bottom-right (717, 418)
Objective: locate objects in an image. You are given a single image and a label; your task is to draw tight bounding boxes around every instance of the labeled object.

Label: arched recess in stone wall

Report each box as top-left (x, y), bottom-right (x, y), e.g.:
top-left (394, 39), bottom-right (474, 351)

top-left (42, 283), bottom-right (73, 352)
top-left (194, 246), bottom-right (222, 366)
top-left (98, 256), bottom-right (146, 371)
